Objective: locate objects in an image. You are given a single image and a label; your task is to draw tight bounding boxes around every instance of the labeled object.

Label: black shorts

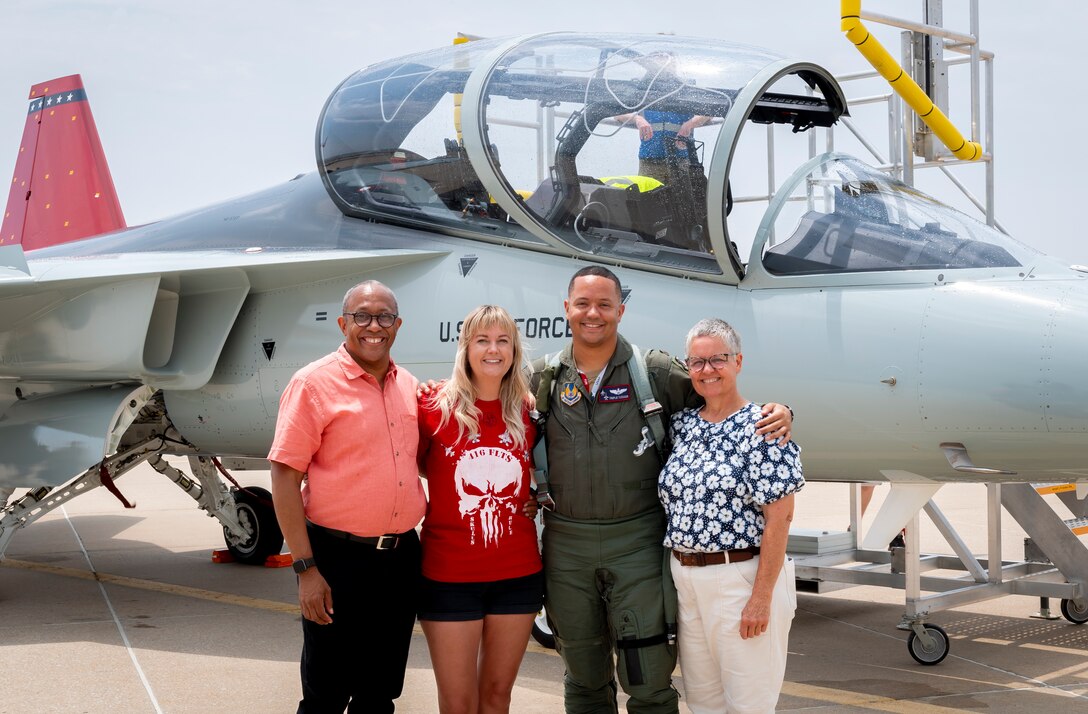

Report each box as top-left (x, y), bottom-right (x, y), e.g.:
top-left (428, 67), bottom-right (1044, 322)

top-left (417, 570), bottom-right (544, 622)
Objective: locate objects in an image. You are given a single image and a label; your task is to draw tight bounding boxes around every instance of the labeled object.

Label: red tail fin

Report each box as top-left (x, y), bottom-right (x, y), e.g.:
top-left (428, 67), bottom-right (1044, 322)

top-left (1, 74), bottom-right (126, 251)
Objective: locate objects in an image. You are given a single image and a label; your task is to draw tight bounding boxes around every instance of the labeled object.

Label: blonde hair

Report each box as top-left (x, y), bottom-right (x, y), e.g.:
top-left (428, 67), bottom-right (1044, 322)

top-left (431, 305), bottom-right (532, 449)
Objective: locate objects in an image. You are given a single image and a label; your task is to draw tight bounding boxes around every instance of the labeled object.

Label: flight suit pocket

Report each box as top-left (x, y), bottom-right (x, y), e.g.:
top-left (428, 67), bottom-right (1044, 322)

top-left (605, 405), bottom-right (658, 489)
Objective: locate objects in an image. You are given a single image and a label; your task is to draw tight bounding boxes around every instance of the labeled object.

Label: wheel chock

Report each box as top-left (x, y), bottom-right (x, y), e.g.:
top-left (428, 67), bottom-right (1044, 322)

top-left (263, 553), bottom-right (293, 568)
top-left (211, 549), bottom-right (292, 567)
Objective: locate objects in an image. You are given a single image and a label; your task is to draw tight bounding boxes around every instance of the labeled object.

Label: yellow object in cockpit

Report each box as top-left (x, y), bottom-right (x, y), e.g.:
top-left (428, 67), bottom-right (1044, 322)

top-left (598, 175), bottom-right (664, 192)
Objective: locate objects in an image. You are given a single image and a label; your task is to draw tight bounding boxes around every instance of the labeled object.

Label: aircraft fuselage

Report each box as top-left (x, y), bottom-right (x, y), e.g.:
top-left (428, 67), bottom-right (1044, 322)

top-left (123, 175), bottom-right (1088, 485)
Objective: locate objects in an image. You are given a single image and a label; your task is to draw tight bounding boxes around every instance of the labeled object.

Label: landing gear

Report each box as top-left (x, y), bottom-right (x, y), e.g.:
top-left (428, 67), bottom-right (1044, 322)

top-left (531, 608), bottom-right (556, 649)
top-left (0, 389), bottom-right (285, 566)
top-left (1060, 598), bottom-right (1088, 625)
top-left (907, 623), bottom-right (949, 665)
top-left (223, 487), bottom-right (283, 564)
top-left (152, 455), bottom-right (285, 565)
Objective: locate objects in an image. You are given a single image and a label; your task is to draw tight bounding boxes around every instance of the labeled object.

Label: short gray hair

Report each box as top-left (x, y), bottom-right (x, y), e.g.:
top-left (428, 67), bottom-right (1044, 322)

top-left (686, 318), bottom-right (741, 354)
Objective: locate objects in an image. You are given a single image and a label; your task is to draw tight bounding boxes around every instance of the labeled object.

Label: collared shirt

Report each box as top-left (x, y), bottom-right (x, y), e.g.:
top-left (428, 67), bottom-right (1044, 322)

top-left (268, 344), bottom-right (426, 536)
top-left (659, 403), bottom-right (804, 552)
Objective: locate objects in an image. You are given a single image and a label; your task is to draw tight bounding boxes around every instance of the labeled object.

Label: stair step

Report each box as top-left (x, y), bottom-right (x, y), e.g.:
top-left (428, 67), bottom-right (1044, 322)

top-left (1062, 517), bottom-right (1088, 536)
top-left (1034, 483), bottom-right (1077, 495)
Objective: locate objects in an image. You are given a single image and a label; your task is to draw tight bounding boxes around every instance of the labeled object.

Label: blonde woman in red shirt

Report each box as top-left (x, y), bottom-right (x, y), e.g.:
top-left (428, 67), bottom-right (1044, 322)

top-left (417, 304), bottom-right (543, 714)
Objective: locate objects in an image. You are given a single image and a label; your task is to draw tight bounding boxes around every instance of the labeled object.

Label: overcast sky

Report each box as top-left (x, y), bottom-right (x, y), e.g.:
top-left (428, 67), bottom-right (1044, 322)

top-left (2, 1), bottom-right (1084, 264)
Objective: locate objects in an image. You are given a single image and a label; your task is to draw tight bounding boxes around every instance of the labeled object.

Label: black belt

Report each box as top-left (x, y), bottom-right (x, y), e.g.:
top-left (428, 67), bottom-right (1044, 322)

top-left (672, 547), bottom-right (760, 566)
top-left (308, 522), bottom-right (402, 550)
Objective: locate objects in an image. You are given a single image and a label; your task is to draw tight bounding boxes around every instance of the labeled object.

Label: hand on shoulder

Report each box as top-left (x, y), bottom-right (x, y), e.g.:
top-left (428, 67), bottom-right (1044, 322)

top-left (416, 379), bottom-right (445, 400)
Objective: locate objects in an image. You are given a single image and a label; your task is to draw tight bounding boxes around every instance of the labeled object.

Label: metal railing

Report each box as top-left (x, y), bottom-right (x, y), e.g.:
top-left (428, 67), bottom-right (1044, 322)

top-left (735, 0), bottom-right (1002, 233)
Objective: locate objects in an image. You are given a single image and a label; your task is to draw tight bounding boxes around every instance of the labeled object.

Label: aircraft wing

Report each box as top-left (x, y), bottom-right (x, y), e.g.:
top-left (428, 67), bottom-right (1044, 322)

top-left (0, 247), bottom-right (448, 390)
top-left (0, 246), bottom-right (447, 488)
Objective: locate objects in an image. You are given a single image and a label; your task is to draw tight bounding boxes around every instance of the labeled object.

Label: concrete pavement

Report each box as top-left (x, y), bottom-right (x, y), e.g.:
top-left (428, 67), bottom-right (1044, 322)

top-left (2, 468), bottom-right (1088, 712)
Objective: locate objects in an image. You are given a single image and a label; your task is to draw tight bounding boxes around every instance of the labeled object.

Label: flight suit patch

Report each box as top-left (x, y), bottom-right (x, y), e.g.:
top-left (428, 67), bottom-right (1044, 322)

top-left (560, 382), bottom-right (582, 406)
top-left (598, 384), bottom-right (631, 403)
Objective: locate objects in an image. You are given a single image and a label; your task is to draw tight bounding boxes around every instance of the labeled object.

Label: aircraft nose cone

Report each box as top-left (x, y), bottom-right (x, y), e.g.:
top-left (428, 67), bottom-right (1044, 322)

top-left (1043, 280), bottom-right (1088, 433)
top-left (918, 279), bottom-right (1088, 434)
top-left (913, 277), bottom-right (1088, 478)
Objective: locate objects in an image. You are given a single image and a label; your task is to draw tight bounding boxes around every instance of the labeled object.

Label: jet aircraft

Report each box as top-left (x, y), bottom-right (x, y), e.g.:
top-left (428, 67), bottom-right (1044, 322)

top-left (1, 32), bottom-right (1086, 578)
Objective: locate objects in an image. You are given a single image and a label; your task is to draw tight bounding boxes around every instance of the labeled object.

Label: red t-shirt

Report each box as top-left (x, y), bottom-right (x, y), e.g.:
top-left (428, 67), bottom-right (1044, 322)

top-left (418, 397), bottom-right (542, 582)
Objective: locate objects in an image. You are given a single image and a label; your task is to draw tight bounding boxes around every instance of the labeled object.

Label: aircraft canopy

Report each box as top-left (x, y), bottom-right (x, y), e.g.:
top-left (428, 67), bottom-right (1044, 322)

top-left (317, 34), bottom-right (1031, 284)
top-left (753, 154), bottom-right (1035, 280)
top-left (317, 33), bottom-right (845, 282)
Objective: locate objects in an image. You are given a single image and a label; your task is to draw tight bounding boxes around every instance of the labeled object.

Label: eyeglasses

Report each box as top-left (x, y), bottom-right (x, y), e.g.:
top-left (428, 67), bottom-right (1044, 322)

top-left (684, 353), bottom-right (733, 371)
top-left (343, 311), bottom-right (398, 328)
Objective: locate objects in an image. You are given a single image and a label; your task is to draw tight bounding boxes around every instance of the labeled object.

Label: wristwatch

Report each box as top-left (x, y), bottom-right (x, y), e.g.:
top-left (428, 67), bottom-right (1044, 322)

top-left (292, 557), bottom-right (317, 574)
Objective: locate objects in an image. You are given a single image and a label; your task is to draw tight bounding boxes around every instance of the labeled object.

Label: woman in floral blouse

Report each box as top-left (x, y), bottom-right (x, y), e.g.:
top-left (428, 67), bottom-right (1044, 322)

top-left (658, 317), bottom-right (804, 714)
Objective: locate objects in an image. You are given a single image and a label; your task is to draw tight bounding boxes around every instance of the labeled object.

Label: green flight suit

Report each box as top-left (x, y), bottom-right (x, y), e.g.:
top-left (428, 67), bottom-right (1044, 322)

top-left (532, 335), bottom-right (698, 714)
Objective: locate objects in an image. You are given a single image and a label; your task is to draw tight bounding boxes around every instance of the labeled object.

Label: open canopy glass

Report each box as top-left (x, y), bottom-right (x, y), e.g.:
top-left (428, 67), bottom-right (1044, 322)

top-left (317, 33), bottom-right (846, 282)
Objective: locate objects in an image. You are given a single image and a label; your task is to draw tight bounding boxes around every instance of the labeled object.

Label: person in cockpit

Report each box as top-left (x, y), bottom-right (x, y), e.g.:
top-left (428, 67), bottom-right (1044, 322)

top-left (607, 109), bottom-right (713, 253)
top-left (615, 109), bottom-right (710, 185)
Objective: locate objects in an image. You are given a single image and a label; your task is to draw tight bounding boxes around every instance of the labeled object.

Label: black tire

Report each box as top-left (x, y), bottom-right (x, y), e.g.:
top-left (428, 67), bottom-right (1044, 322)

top-left (1061, 598), bottom-right (1088, 625)
top-left (531, 609), bottom-right (556, 649)
top-left (223, 487), bottom-right (284, 565)
top-left (907, 623), bottom-right (949, 665)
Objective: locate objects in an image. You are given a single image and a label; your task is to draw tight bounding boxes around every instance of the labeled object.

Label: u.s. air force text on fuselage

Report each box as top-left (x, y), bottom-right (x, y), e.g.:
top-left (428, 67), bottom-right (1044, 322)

top-left (439, 315), bottom-right (571, 343)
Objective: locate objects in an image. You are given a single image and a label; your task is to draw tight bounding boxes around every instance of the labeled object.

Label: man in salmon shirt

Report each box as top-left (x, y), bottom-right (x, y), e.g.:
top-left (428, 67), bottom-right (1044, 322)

top-left (269, 280), bottom-right (426, 714)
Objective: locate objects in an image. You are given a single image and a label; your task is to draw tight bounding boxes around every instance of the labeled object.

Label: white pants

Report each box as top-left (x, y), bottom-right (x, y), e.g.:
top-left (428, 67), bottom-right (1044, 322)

top-left (672, 555), bottom-right (797, 714)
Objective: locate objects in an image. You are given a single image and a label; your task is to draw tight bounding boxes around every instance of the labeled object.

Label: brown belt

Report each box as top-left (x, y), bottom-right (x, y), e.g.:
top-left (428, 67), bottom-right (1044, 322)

top-left (672, 547), bottom-right (760, 567)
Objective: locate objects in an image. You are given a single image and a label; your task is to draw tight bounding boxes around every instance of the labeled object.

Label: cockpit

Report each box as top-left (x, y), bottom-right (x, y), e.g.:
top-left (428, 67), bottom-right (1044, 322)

top-left (317, 33), bottom-right (1035, 284)
top-left (757, 155), bottom-right (1030, 277)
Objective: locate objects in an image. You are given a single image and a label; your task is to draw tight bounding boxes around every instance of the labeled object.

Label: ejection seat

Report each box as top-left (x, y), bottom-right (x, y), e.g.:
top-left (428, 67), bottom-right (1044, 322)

top-left (582, 179), bottom-right (672, 244)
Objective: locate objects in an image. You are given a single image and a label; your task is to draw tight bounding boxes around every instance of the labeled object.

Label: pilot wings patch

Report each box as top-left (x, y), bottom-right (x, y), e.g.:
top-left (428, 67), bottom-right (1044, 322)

top-left (598, 384), bottom-right (631, 403)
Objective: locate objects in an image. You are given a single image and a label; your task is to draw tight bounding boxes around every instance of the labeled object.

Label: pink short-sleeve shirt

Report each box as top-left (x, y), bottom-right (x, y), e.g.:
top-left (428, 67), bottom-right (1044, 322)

top-left (268, 344), bottom-right (426, 536)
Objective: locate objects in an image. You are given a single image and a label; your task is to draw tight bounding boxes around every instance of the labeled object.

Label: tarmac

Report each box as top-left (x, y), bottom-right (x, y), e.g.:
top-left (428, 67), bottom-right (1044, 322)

top-left (3, 464), bottom-right (1088, 713)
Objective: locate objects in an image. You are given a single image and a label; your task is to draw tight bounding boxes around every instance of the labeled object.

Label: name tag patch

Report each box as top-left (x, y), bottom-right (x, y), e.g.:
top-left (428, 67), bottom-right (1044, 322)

top-left (598, 384), bottom-right (631, 403)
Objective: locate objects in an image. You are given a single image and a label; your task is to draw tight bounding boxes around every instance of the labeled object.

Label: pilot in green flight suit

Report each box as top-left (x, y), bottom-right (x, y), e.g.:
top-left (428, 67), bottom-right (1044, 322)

top-left (532, 266), bottom-right (792, 714)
